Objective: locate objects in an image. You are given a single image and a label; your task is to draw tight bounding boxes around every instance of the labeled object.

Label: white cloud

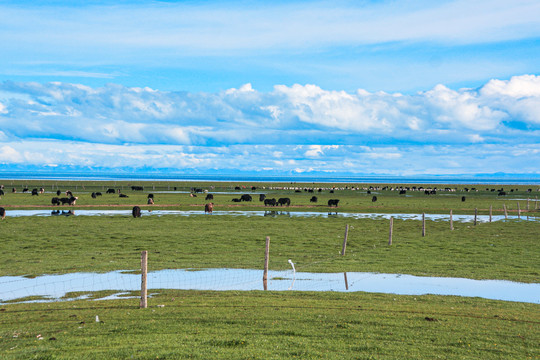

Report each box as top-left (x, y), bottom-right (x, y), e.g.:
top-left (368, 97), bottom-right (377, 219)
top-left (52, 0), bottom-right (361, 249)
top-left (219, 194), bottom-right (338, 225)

top-left (304, 145), bottom-right (323, 158)
top-left (0, 76), bottom-right (539, 175)
top-left (481, 74), bottom-right (540, 98)
top-left (0, 145), bottom-right (23, 163)
top-left (468, 134), bottom-right (485, 143)
top-left (423, 84), bottom-right (508, 131)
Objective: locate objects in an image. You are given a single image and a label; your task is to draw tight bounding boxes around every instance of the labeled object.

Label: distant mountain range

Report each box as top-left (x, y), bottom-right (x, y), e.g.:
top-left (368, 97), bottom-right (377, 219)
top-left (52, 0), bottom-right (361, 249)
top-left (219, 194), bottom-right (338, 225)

top-left (1, 164), bottom-right (539, 184)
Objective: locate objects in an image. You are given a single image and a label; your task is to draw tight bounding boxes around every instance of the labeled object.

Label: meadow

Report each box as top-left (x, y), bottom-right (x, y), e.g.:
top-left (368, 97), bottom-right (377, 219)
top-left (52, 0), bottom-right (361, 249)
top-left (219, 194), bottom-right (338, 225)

top-left (0, 180), bottom-right (538, 359)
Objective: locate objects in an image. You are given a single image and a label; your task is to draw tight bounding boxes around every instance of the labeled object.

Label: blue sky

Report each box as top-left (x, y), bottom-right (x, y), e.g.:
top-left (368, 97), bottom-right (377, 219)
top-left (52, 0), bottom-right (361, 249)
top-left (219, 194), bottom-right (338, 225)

top-left (0, 0), bottom-right (539, 177)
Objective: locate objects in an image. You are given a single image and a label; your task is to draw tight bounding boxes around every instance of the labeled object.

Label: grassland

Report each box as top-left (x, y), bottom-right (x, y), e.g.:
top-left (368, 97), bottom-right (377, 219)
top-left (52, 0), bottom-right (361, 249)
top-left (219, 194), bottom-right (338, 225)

top-left (1, 291), bottom-right (538, 360)
top-left (1, 179), bottom-right (538, 214)
top-left (0, 214), bottom-right (538, 283)
top-left (0, 179), bottom-right (538, 359)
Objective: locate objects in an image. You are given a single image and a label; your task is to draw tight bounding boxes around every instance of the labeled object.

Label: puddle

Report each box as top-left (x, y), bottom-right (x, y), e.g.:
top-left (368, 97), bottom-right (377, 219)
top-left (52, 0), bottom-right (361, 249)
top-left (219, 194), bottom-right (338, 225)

top-left (2, 209), bottom-right (539, 222)
top-left (1, 269), bottom-right (538, 304)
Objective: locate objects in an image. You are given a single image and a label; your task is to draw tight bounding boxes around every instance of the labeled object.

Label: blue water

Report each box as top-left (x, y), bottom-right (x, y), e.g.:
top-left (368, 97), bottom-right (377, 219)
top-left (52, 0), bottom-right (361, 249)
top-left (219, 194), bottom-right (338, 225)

top-left (5, 209), bottom-right (539, 223)
top-left (1, 171), bottom-right (539, 185)
top-left (1, 269), bottom-right (538, 304)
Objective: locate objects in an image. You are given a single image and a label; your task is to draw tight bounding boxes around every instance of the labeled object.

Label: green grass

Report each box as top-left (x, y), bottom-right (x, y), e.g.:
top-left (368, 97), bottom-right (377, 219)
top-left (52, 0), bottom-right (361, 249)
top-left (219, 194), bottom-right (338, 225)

top-left (0, 291), bottom-right (538, 359)
top-left (0, 214), bottom-right (538, 282)
top-left (1, 179), bottom-right (539, 215)
top-left (0, 180), bottom-right (538, 359)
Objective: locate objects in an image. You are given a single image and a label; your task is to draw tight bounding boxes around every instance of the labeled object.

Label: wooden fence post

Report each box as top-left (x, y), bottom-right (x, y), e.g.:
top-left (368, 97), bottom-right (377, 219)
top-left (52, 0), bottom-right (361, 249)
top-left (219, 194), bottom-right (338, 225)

top-left (489, 205), bottom-right (492, 223)
top-left (449, 210), bottom-right (454, 231)
top-left (422, 213), bottom-right (426, 237)
top-left (140, 251), bottom-right (148, 309)
top-left (344, 272), bottom-right (349, 290)
top-left (341, 225), bottom-right (349, 255)
top-left (263, 236), bottom-right (270, 290)
top-left (517, 202), bottom-right (521, 219)
top-left (503, 204), bottom-right (508, 219)
top-left (474, 208), bottom-right (478, 226)
top-left (389, 217), bottom-right (394, 245)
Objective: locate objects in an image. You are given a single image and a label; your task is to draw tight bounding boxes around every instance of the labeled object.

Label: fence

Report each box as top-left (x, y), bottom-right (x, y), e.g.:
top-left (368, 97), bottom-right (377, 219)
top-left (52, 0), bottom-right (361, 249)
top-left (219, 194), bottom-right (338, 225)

top-left (1, 205), bottom-right (538, 306)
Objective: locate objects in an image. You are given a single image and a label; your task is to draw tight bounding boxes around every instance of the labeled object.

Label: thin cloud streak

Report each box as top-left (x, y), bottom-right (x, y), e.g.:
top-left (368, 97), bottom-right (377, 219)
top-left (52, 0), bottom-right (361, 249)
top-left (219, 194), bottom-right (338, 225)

top-left (1, 141), bottom-right (538, 176)
top-left (1, 0), bottom-right (539, 54)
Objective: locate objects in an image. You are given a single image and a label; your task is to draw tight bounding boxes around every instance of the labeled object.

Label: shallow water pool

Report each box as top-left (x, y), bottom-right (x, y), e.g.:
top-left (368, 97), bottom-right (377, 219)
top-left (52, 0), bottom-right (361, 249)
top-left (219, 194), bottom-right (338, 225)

top-left (1, 269), bottom-right (538, 304)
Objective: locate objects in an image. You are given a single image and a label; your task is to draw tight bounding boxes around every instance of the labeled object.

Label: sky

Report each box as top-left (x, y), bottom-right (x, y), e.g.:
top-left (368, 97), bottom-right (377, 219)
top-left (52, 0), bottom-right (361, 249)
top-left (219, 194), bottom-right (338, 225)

top-left (0, 0), bottom-right (539, 178)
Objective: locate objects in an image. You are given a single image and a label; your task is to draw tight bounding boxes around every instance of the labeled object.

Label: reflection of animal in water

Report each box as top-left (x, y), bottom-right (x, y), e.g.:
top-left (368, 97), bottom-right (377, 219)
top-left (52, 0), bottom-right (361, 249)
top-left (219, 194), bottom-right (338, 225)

top-left (0, 207), bottom-right (5, 220)
top-left (264, 211), bottom-right (290, 217)
top-left (205, 203), bottom-right (214, 214)
top-left (55, 210), bottom-right (75, 216)
top-left (132, 206), bottom-right (141, 218)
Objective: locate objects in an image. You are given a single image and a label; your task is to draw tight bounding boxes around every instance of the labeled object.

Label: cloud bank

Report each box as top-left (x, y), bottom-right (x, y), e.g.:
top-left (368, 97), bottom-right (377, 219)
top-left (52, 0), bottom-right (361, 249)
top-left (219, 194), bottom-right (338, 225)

top-left (0, 75), bottom-right (539, 176)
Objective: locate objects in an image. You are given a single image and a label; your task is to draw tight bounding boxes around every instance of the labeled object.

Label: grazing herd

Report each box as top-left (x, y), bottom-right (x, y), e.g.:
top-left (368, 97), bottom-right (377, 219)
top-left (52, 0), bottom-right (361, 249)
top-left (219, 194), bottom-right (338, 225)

top-left (1, 183), bottom-right (537, 221)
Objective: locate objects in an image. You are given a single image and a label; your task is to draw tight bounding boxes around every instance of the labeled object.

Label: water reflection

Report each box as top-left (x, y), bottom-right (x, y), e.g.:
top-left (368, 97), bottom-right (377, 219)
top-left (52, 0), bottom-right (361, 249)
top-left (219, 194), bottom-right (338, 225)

top-left (51, 210), bottom-right (74, 216)
top-left (4, 209), bottom-right (538, 223)
top-left (264, 211), bottom-right (291, 217)
top-left (1, 269), bottom-right (538, 304)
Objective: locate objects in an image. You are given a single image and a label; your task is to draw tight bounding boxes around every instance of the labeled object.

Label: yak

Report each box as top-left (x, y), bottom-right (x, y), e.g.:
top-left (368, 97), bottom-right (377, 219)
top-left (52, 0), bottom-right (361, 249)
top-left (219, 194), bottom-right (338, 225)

top-left (264, 198), bottom-right (277, 206)
top-left (277, 198), bottom-right (291, 206)
top-left (328, 199), bottom-right (340, 207)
